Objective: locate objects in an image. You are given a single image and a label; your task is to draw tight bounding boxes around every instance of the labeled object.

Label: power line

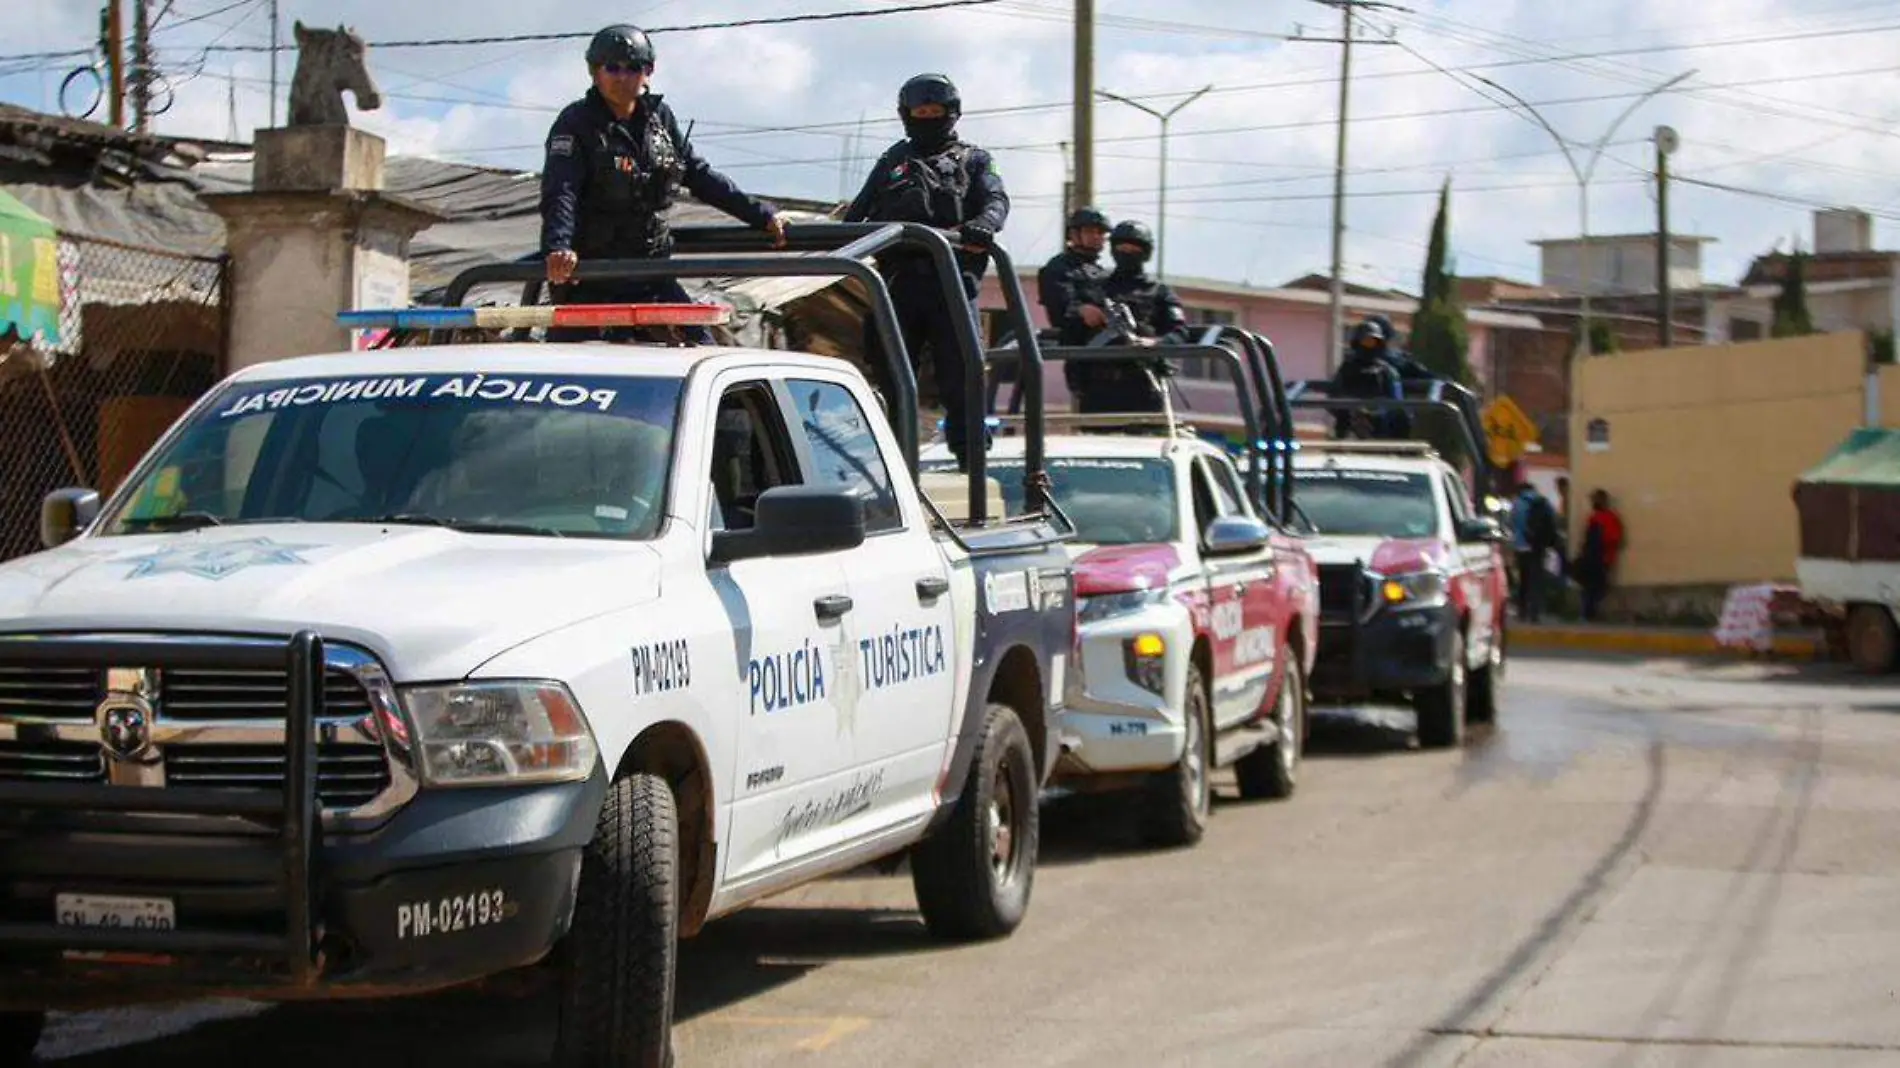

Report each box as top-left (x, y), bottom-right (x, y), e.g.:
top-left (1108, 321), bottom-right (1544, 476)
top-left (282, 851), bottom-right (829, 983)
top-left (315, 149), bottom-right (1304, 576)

top-left (158, 0), bottom-right (1008, 54)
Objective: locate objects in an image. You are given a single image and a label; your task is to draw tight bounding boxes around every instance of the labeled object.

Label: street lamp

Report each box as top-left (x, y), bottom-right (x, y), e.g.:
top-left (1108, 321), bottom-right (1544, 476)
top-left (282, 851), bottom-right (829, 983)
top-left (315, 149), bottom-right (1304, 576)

top-left (1473, 69), bottom-right (1695, 356)
top-left (1097, 84), bottom-right (1214, 282)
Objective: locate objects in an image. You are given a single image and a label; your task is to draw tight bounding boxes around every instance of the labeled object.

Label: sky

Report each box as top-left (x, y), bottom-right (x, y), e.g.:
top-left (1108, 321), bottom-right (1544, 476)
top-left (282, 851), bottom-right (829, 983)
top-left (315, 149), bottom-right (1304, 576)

top-left (4, 0), bottom-right (1899, 295)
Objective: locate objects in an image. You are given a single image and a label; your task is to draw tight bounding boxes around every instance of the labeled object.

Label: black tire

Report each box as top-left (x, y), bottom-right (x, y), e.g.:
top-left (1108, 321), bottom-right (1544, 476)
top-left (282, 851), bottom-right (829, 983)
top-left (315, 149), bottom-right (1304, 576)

top-left (1467, 621), bottom-right (1504, 725)
top-left (912, 702), bottom-right (1038, 941)
top-left (1236, 646), bottom-right (1304, 800)
top-left (1847, 604), bottom-right (1899, 675)
top-left (0, 1012), bottom-right (43, 1068)
top-left (1142, 663), bottom-right (1212, 847)
top-left (555, 771), bottom-right (679, 1068)
top-left (1415, 629), bottom-right (1468, 749)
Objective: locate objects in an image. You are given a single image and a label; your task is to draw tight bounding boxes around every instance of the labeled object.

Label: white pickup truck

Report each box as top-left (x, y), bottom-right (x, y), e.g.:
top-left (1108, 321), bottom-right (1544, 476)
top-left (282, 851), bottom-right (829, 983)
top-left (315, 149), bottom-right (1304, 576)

top-left (0, 226), bottom-right (1076, 1067)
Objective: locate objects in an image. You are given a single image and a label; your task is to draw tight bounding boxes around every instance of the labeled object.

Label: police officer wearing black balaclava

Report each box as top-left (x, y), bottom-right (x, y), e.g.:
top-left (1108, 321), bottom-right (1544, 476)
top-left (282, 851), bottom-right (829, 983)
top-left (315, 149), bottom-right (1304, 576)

top-left (1331, 318), bottom-right (1409, 439)
top-left (844, 72), bottom-right (1009, 470)
top-left (1364, 312), bottom-right (1439, 383)
top-left (1067, 220), bottom-right (1189, 413)
top-left (540, 25), bottom-right (787, 341)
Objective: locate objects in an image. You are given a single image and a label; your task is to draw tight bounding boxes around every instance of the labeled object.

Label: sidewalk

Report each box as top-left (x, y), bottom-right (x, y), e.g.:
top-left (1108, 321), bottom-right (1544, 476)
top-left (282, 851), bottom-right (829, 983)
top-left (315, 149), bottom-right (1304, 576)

top-left (1509, 620), bottom-right (1829, 661)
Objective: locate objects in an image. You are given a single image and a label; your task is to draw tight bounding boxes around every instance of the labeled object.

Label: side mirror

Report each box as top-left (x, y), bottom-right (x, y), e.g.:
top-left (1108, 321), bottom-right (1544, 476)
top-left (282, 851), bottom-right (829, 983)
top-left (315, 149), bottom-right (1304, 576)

top-left (1204, 514), bottom-right (1272, 556)
top-left (41, 488), bottom-right (102, 549)
top-left (710, 485), bottom-right (866, 565)
top-left (1456, 516), bottom-right (1507, 544)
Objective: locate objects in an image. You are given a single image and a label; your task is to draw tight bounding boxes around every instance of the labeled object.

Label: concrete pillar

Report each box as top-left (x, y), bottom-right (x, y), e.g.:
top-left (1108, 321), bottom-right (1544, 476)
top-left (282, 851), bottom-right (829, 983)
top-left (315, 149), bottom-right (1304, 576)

top-left (203, 126), bottom-right (444, 373)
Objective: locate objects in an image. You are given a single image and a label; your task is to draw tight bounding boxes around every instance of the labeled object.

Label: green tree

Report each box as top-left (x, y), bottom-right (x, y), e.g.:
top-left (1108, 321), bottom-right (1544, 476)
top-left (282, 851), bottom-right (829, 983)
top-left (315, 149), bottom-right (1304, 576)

top-left (1409, 179), bottom-right (1477, 465)
top-left (1771, 250), bottom-right (1816, 338)
top-left (1578, 318), bottom-right (1619, 355)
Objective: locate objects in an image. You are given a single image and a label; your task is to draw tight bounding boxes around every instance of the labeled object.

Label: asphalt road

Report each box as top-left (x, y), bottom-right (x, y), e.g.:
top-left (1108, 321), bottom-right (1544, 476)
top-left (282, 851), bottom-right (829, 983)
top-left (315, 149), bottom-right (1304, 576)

top-left (28, 653), bottom-right (1900, 1066)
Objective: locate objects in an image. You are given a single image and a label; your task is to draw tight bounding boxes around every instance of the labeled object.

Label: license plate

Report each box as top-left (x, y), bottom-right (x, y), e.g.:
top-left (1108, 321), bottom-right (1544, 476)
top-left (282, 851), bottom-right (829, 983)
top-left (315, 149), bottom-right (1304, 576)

top-left (56, 893), bottom-right (176, 931)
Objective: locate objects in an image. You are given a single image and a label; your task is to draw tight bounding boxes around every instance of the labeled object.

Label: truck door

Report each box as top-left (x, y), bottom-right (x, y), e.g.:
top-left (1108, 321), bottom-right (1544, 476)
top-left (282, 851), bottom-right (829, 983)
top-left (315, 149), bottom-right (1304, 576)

top-left (785, 377), bottom-right (958, 845)
top-left (1199, 455), bottom-right (1280, 729)
top-left (1442, 469), bottom-right (1500, 662)
top-left (705, 380), bottom-right (857, 889)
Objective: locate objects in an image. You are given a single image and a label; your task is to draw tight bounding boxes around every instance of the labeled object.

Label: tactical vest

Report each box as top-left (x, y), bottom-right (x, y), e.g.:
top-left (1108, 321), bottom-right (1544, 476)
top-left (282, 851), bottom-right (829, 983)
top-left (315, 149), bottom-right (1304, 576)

top-left (869, 142), bottom-right (973, 228)
top-left (574, 105), bottom-right (685, 259)
top-left (1105, 273), bottom-right (1163, 333)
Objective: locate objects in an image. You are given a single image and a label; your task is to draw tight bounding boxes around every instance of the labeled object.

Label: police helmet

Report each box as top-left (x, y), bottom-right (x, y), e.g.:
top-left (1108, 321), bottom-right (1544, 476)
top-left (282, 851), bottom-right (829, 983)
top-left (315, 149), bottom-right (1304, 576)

top-left (1110, 220), bottom-right (1154, 252)
top-left (898, 73), bottom-right (961, 117)
top-left (587, 25), bottom-right (656, 70)
top-left (1367, 314), bottom-right (1401, 345)
top-left (1067, 206), bottom-right (1110, 233)
top-left (1350, 318), bottom-right (1388, 350)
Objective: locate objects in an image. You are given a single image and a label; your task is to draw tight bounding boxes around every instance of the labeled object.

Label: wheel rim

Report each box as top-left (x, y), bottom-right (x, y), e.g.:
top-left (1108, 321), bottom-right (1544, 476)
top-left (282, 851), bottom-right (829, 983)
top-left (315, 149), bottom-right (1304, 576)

top-left (988, 758), bottom-right (1017, 882)
top-left (1278, 672), bottom-right (1300, 777)
top-left (1185, 692), bottom-right (1209, 814)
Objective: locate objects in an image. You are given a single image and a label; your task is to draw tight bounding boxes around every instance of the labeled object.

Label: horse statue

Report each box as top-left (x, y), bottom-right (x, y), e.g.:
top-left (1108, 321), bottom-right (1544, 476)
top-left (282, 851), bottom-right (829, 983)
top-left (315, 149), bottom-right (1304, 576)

top-left (287, 22), bottom-right (381, 126)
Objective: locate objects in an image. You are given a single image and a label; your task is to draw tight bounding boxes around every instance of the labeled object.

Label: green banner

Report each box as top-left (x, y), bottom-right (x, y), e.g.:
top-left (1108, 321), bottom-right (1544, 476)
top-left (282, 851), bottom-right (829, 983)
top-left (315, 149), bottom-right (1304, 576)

top-left (0, 189), bottom-right (61, 349)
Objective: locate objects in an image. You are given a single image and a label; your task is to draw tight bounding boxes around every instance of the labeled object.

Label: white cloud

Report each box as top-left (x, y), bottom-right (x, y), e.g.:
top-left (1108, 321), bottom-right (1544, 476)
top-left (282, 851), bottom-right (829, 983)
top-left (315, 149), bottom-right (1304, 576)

top-left (5, 0), bottom-right (1900, 295)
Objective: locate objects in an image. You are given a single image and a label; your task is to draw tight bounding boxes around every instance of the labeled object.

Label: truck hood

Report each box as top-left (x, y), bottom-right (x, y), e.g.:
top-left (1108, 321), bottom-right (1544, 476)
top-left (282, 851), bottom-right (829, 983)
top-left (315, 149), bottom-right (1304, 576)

top-left (0, 524), bottom-right (663, 680)
top-left (1302, 534), bottom-right (1451, 575)
top-left (1071, 543), bottom-right (1182, 596)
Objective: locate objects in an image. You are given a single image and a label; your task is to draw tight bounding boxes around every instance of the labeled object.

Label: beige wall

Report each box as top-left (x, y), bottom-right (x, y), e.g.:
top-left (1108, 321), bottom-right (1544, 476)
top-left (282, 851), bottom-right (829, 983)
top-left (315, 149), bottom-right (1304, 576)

top-left (1570, 331), bottom-right (1868, 587)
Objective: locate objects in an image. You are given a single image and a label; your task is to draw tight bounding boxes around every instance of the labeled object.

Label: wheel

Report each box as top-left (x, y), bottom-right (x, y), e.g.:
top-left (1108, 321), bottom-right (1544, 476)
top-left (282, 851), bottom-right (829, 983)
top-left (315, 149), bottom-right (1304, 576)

top-left (0, 1011), bottom-right (43, 1067)
top-left (555, 771), bottom-right (679, 1068)
top-left (1235, 647), bottom-right (1304, 800)
top-left (1415, 629), bottom-right (1468, 749)
top-left (1846, 604), bottom-right (1899, 675)
top-left (1141, 663), bottom-right (1211, 847)
top-left (912, 702), bottom-right (1038, 941)
top-left (1467, 621), bottom-right (1504, 725)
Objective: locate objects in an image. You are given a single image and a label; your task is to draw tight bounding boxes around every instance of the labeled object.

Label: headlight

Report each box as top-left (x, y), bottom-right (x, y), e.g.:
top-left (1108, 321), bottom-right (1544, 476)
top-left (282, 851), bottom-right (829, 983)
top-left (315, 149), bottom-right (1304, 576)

top-left (401, 681), bottom-right (599, 786)
top-left (1378, 570), bottom-right (1449, 610)
top-left (1078, 587), bottom-right (1168, 624)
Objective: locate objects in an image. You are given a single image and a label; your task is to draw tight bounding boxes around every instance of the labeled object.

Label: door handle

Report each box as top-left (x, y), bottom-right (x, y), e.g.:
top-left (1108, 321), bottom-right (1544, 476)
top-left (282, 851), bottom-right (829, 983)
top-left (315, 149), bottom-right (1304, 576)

top-left (814, 594), bottom-right (854, 621)
top-left (916, 575), bottom-right (950, 602)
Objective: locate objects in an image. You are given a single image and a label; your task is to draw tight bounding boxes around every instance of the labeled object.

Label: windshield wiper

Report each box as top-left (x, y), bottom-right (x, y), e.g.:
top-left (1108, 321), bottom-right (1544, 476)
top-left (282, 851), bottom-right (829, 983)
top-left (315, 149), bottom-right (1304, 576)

top-left (365, 514), bottom-right (566, 538)
top-left (120, 511), bottom-right (225, 532)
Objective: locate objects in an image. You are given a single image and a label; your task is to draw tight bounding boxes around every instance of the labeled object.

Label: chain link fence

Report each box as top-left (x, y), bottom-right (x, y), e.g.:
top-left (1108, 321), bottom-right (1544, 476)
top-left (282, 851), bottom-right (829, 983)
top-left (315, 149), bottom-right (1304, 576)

top-left (0, 236), bottom-right (224, 563)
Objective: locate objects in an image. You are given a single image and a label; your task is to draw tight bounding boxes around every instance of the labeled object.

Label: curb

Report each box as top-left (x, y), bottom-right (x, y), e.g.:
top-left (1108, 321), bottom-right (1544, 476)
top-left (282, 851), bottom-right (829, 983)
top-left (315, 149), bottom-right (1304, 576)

top-left (1510, 625), bottom-right (1825, 661)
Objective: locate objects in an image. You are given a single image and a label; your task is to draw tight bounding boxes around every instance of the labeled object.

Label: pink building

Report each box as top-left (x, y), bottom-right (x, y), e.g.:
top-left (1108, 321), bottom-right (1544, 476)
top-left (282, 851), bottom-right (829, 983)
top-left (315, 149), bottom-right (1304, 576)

top-left (975, 268), bottom-right (1544, 429)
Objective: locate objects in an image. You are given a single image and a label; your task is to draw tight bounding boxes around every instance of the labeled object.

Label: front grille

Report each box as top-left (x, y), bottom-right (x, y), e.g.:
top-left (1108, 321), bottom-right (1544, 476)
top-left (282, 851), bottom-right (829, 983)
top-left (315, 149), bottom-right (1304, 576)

top-left (0, 740), bottom-right (104, 783)
top-left (0, 658), bottom-right (395, 813)
top-left (162, 667), bottom-right (374, 722)
top-left (1318, 564), bottom-right (1372, 621)
top-left (0, 665), bottom-right (102, 722)
top-left (168, 743), bottom-right (390, 809)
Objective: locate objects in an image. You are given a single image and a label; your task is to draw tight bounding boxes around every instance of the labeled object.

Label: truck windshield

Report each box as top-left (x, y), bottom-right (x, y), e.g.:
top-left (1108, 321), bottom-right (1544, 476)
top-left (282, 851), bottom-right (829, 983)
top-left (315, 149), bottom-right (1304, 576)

top-left (101, 371), bottom-right (683, 540)
top-left (1294, 467), bottom-right (1438, 539)
top-left (934, 457), bottom-right (1179, 545)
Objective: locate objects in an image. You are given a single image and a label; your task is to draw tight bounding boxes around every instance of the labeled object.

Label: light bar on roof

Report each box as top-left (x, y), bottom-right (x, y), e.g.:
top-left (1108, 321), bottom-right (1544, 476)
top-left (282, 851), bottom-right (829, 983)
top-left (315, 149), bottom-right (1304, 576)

top-left (336, 303), bottom-right (733, 331)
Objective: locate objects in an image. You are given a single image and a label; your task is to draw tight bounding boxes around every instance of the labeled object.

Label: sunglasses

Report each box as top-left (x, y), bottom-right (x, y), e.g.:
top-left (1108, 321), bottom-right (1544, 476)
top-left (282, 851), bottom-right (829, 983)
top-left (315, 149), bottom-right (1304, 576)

top-left (598, 62), bottom-right (650, 76)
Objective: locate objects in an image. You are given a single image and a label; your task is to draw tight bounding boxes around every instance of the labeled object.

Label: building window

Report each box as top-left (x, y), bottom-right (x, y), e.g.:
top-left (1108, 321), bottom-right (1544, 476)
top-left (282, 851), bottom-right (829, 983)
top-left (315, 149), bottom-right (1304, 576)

top-left (1729, 318), bottom-right (1764, 342)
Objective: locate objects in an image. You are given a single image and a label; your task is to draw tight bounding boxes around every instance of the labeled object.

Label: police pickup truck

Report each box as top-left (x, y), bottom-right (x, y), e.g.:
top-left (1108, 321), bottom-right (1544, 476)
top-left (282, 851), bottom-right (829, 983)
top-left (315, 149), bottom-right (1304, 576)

top-left (0, 224), bottom-right (1075, 1067)
top-left (942, 337), bottom-right (1316, 847)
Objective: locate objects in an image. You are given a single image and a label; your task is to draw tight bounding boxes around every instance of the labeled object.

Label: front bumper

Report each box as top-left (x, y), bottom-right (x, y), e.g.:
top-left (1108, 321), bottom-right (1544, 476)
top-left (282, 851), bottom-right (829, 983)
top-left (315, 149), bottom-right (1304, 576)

top-left (1053, 600), bottom-right (1192, 780)
top-left (0, 632), bottom-right (607, 1010)
top-left (1311, 603), bottom-right (1458, 700)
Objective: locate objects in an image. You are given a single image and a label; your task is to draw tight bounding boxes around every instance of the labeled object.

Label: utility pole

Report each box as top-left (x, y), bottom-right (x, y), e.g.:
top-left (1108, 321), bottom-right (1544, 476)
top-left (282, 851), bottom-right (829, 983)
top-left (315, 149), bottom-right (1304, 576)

top-left (105, 0), bottom-right (127, 129)
top-left (269, 0), bottom-right (282, 127)
top-left (1099, 85), bottom-right (1213, 284)
top-left (1654, 125), bottom-right (1679, 347)
top-left (1072, 0), bottom-right (1094, 212)
top-left (131, 0), bottom-right (152, 133)
top-left (1326, 0), bottom-right (1351, 376)
top-left (1293, 1), bottom-right (1400, 375)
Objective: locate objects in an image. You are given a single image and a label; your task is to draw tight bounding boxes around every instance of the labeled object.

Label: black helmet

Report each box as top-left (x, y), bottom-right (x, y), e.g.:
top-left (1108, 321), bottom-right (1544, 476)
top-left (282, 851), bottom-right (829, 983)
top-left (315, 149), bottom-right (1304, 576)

top-left (898, 73), bottom-right (961, 116)
top-left (898, 73), bottom-right (961, 149)
top-left (587, 25), bottom-right (655, 70)
top-left (1066, 206), bottom-right (1110, 232)
top-left (1110, 220), bottom-right (1154, 251)
top-left (1350, 318), bottom-right (1388, 350)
